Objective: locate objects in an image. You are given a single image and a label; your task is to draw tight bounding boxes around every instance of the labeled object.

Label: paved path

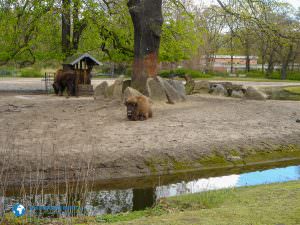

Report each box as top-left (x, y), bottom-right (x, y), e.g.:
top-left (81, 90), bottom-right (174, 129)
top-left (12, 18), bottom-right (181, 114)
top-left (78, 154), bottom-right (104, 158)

top-left (0, 77), bottom-right (299, 92)
top-left (0, 78), bottom-right (115, 92)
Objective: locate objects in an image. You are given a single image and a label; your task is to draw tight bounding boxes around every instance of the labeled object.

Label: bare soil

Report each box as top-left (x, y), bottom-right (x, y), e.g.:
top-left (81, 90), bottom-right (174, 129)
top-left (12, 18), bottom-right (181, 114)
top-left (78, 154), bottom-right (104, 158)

top-left (0, 93), bottom-right (300, 186)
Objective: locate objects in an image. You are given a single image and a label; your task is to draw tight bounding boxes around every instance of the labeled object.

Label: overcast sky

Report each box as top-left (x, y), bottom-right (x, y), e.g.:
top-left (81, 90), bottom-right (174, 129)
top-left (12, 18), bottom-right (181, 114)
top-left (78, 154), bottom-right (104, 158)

top-left (200, 0), bottom-right (300, 9)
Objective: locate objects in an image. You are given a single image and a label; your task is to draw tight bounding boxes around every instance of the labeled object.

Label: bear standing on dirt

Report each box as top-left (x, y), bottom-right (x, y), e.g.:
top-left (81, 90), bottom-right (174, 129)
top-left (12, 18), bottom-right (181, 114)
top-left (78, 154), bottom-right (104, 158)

top-left (125, 96), bottom-right (153, 121)
top-left (52, 70), bottom-right (77, 97)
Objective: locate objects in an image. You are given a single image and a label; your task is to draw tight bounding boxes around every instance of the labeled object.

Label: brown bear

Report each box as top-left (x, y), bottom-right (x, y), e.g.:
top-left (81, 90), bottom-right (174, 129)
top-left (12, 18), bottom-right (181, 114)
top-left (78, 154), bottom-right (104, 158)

top-left (53, 69), bottom-right (77, 97)
top-left (125, 96), bottom-right (153, 121)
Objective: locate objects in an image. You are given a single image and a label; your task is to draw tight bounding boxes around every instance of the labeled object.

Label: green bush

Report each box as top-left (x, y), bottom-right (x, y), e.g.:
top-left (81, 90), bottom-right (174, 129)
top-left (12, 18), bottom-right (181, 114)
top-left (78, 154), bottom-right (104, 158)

top-left (20, 68), bottom-right (42, 77)
top-left (239, 70), bottom-right (300, 81)
top-left (159, 68), bottom-right (212, 79)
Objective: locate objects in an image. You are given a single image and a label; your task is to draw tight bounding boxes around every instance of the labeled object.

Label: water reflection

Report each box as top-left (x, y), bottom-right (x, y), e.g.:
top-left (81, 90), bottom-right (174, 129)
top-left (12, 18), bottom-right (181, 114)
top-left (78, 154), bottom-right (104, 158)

top-left (3, 165), bottom-right (300, 216)
top-left (236, 165), bottom-right (300, 187)
top-left (157, 165), bottom-right (300, 199)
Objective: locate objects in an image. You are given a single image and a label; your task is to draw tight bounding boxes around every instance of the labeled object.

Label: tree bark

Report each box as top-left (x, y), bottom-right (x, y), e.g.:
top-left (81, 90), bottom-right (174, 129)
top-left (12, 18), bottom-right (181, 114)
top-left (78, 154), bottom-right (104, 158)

top-left (281, 44), bottom-right (293, 80)
top-left (244, 38), bottom-right (250, 72)
top-left (72, 0), bottom-right (86, 51)
top-left (62, 0), bottom-right (71, 57)
top-left (127, 0), bottom-right (163, 94)
top-left (266, 48), bottom-right (276, 77)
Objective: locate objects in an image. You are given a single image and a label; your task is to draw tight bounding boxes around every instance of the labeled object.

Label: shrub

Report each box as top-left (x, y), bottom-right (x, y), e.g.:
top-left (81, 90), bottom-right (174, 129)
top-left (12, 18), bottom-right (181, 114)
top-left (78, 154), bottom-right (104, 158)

top-left (159, 68), bottom-right (212, 79)
top-left (20, 68), bottom-right (42, 77)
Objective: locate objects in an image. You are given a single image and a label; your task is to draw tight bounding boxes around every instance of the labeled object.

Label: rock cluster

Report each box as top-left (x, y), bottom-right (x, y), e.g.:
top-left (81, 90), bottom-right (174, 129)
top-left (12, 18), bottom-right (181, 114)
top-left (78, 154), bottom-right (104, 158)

top-left (186, 80), bottom-right (267, 100)
top-left (94, 76), bottom-right (186, 104)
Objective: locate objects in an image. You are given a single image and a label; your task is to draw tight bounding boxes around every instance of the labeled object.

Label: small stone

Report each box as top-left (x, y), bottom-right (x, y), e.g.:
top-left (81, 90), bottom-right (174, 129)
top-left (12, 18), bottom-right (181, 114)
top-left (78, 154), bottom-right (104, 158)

top-left (227, 155), bottom-right (242, 161)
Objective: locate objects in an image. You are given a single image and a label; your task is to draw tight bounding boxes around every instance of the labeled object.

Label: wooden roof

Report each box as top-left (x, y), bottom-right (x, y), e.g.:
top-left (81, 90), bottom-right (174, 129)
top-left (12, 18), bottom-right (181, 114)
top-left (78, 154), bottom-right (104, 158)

top-left (63, 53), bottom-right (101, 66)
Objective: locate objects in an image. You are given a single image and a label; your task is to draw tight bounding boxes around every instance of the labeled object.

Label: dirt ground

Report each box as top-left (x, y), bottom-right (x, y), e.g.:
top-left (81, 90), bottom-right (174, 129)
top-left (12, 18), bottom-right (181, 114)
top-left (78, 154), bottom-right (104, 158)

top-left (1, 90), bottom-right (300, 186)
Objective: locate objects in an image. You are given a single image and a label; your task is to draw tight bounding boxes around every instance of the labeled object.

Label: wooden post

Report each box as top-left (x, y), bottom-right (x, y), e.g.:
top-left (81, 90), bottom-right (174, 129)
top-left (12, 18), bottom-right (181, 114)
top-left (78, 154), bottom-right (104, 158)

top-left (84, 59), bottom-right (87, 84)
top-left (75, 63), bottom-right (79, 96)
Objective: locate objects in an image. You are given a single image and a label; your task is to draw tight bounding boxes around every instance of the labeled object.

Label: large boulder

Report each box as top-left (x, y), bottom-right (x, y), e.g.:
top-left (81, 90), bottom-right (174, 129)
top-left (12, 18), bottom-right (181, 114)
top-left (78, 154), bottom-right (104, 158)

top-left (231, 90), bottom-right (244, 98)
top-left (94, 81), bottom-right (108, 100)
top-left (123, 87), bottom-right (143, 101)
top-left (122, 79), bottom-right (131, 93)
top-left (106, 83), bottom-right (115, 98)
top-left (244, 86), bottom-right (267, 100)
top-left (192, 80), bottom-right (210, 94)
top-left (167, 79), bottom-right (186, 100)
top-left (99, 76), bottom-right (131, 100)
top-left (157, 76), bottom-right (185, 104)
top-left (112, 75), bottom-right (125, 99)
top-left (147, 77), bottom-right (168, 102)
top-left (210, 84), bottom-right (227, 96)
top-left (146, 77), bottom-right (186, 104)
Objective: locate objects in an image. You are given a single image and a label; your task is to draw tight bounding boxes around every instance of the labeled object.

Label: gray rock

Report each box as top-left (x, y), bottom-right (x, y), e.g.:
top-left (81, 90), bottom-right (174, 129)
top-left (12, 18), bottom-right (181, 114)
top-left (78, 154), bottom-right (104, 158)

top-left (210, 84), bottom-right (227, 96)
top-left (192, 80), bottom-right (210, 94)
top-left (167, 79), bottom-right (186, 100)
top-left (147, 77), bottom-right (168, 102)
top-left (113, 76), bottom-right (125, 99)
top-left (106, 83), bottom-right (115, 98)
top-left (157, 76), bottom-right (184, 104)
top-left (227, 155), bottom-right (242, 161)
top-left (122, 79), bottom-right (131, 93)
top-left (94, 81), bottom-right (108, 100)
top-left (244, 86), bottom-right (267, 100)
top-left (231, 90), bottom-right (244, 98)
top-left (123, 87), bottom-right (143, 101)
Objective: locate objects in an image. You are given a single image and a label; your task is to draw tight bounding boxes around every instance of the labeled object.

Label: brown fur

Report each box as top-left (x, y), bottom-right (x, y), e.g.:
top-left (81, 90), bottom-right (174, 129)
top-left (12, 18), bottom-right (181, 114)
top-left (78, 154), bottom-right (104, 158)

top-left (53, 69), bottom-right (77, 97)
top-left (125, 96), bottom-right (153, 121)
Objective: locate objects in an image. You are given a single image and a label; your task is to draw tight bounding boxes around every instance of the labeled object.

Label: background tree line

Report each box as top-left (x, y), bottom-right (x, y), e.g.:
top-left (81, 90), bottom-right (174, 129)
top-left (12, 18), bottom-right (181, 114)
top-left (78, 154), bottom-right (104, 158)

top-left (0, 0), bottom-right (300, 80)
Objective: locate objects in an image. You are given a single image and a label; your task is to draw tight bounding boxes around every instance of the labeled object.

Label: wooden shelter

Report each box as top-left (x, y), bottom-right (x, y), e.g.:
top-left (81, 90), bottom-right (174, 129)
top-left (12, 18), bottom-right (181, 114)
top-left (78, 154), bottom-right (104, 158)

top-left (63, 53), bottom-right (101, 95)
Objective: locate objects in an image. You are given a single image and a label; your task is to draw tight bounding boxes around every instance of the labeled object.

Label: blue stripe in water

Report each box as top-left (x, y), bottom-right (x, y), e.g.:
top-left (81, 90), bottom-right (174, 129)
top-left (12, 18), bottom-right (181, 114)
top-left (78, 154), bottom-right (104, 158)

top-left (236, 165), bottom-right (300, 187)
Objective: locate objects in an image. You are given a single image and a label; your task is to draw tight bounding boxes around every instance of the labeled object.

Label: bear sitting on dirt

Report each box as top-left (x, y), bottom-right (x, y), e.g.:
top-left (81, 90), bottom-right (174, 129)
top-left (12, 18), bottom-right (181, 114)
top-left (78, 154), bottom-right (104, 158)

top-left (125, 96), bottom-right (153, 121)
top-left (53, 70), bottom-right (77, 97)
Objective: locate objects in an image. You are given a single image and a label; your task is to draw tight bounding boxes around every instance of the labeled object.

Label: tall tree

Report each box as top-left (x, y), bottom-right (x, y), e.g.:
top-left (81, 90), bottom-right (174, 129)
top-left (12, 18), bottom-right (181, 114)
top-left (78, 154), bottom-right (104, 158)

top-left (127, 0), bottom-right (163, 94)
top-left (61, 0), bottom-right (71, 56)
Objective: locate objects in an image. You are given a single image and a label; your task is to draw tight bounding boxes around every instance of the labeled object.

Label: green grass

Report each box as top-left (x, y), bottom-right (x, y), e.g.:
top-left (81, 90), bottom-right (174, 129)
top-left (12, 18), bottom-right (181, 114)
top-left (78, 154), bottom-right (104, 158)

top-left (204, 77), bottom-right (300, 82)
top-left (113, 181), bottom-right (300, 225)
top-left (3, 181), bottom-right (300, 224)
top-left (159, 68), bottom-right (300, 82)
top-left (284, 86), bottom-right (300, 94)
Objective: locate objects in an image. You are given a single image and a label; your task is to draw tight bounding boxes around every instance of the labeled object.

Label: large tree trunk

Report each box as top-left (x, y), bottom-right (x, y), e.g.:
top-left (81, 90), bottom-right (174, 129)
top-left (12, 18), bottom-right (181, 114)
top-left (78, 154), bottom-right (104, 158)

top-left (245, 38), bottom-right (250, 72)
top-left (127, 0), bottom-right (163, 94)
top-left (72, 0), bottom-right (86, 51)
top-left (281, 45), bottom-right (293, 80)
top-left (266, 48), bottom-right (276, 77)
top-left (62, 0), bottom-right (71, 57)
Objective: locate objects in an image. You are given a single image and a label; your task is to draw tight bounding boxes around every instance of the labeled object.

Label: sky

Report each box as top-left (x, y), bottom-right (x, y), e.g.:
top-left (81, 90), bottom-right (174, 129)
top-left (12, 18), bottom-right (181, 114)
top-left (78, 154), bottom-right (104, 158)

top-left (200, 0), bottom-right (300, 9)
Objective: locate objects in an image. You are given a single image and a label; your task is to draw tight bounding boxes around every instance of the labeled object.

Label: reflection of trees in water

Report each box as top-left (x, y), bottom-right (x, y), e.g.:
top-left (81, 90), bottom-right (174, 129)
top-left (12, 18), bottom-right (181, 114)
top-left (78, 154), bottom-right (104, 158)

top-left (85, 189), bottom-right (133, 215)
top-left (4, 189), bottom-right (134, 216)
top-left (132, 188), bottom-right (156, 211)
top-left (156, 182), bottom-right (190, 199)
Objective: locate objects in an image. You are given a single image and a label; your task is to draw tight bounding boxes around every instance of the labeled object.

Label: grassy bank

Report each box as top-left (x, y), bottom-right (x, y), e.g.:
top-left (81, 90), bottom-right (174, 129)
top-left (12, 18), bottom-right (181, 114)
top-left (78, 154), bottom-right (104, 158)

top-left (3, 181), bottom-right (300, 224)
